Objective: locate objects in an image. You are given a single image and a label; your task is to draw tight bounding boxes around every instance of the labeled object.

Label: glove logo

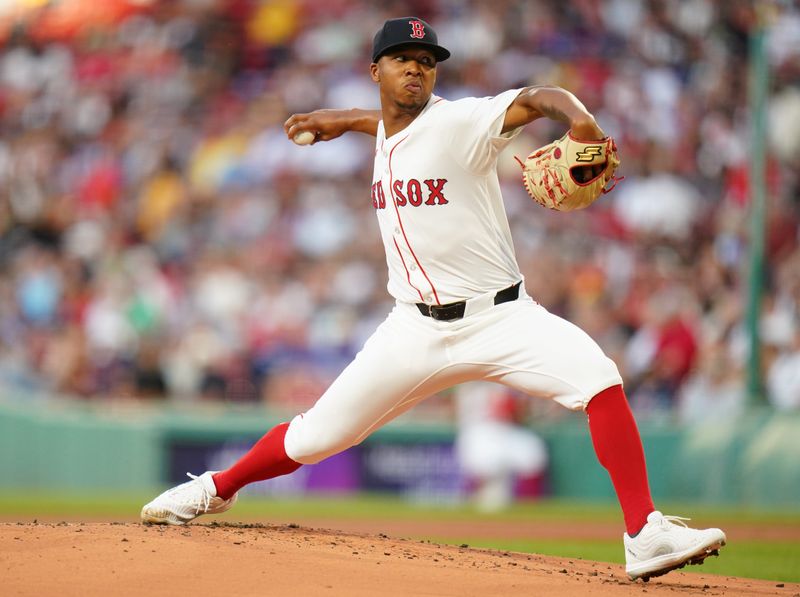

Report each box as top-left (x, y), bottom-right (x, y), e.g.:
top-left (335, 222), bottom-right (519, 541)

top-left (575, 145), bottom-right (602, 162)
top-left (409, 20), bottom-right (426, 39)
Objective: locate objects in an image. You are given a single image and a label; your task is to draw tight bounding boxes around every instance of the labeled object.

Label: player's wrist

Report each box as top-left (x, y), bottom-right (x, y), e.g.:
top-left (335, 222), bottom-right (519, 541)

top-left (569, 116), bottom-right (605, 141)
top-left (349, 109), bottom-right (380, 136)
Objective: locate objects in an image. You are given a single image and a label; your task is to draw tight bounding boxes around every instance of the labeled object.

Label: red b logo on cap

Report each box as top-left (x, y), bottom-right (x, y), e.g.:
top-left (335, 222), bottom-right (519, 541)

top-left (409, 20), bottom-right (426, 39)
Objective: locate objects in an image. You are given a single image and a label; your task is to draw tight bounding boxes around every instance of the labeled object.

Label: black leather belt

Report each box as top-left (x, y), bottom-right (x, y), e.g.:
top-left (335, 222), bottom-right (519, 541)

top-left (416, 281), bottom-right (522, 321)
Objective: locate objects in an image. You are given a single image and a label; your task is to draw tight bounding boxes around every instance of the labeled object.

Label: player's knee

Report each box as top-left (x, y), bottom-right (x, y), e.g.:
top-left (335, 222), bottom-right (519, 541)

top-left (561, 355), bottom-right (623, 411)
top-left (597, 355), bottom-right (622, 382)
top-left (284, 414), bottom-right (356, 464)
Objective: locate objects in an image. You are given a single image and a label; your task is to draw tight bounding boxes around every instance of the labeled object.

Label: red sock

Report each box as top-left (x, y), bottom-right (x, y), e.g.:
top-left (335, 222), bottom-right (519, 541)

top-left (587, 385), bottom-right (655, 536)
top-left (212, 422), bottom-right (302, 500)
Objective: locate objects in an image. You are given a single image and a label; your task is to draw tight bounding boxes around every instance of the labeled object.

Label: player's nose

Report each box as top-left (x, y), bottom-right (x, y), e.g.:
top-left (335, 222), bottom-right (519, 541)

top-left (404, 60), bottom-right (422, 75)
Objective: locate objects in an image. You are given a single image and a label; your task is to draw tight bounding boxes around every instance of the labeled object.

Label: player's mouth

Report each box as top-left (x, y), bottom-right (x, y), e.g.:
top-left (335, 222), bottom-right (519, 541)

top-left (404, 81), bottom-right (422, 93)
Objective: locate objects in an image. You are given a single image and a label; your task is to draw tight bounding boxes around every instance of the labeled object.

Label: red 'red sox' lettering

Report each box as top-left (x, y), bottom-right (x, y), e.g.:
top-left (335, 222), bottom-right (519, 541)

top-left (423, 179), bottom-right (447, 205)
top-left (377, 178), bottom-right (449, 210)
top-left (392, 180), bottom-right (406, 205)
top-left (407, 179), bottom-right (423, 206)
top-left (371, 180), bottom-right (386, 209)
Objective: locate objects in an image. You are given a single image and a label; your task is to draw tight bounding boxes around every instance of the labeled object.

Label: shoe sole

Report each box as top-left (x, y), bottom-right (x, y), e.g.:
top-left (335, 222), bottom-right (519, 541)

top-left (140, 508), bottom-right (189, 526)
top-left (139, 495), bottom-right (238, 526)
top-left (627, 538), bottom-right (726, 582)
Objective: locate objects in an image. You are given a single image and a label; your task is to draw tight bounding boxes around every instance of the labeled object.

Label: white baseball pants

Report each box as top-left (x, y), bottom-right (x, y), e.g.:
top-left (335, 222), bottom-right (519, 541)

top-left (284, 292), bottom-right (622, 464)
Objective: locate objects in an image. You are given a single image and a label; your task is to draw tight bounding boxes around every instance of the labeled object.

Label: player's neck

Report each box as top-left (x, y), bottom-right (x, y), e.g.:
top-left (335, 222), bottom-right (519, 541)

top-left (381, 97), bottom-right (428, 137)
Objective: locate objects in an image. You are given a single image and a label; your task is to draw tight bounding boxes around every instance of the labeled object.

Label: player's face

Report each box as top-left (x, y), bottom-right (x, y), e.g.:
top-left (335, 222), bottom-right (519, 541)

top-left (371, 46), bottom-right (437, 110)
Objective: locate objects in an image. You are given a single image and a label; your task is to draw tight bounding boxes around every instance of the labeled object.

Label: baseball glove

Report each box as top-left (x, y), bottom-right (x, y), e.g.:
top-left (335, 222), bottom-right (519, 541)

top-left (516, 132), bottom-right (621, 211)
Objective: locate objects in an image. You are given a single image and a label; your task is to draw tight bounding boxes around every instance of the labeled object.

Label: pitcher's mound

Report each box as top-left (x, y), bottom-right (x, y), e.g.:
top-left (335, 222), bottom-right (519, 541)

top-left (0, 522), bottom-right (790, 596)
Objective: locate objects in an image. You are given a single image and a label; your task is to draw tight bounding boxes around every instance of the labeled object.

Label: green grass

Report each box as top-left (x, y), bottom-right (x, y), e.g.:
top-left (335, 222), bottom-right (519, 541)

top-left (2, 491), bottom-right (798, 583)
top-left (452, 538), bottom-right (799, 584)
top-left (467, 538), bottom-right (624, 562)
top-left (3, 490), bottom-right (800, 523)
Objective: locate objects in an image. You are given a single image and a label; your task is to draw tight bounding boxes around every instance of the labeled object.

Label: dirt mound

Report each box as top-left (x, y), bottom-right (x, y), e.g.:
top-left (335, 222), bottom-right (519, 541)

top-left (1, 522), bottom-right (794, 596)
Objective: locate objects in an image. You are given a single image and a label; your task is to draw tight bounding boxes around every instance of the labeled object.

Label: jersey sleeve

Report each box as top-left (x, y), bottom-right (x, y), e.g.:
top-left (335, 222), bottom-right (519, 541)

top-left (440, 88), bottom-right (525, 175)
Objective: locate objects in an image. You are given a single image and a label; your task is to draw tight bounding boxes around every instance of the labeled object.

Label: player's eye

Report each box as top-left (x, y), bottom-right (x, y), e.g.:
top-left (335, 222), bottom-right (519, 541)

top-left (393, 54), bottom-right (434, 67)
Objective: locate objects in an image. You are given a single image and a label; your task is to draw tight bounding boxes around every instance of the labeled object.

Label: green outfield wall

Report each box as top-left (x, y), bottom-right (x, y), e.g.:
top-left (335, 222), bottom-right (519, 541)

top-left (0, 396), bottom-right (798, 508)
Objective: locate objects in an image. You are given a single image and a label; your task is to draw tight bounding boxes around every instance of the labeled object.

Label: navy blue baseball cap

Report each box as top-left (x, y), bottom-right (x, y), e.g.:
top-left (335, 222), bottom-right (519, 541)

top-left (371, 17), bottom-right (450, 63)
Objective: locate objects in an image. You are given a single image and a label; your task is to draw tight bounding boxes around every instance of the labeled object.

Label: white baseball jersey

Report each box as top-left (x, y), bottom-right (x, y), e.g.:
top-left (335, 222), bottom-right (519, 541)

top-left (371, 90), bottom-right (524, 305)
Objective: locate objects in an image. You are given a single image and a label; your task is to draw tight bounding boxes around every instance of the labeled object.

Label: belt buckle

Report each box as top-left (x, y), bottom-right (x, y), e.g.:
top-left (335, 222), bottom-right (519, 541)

top-left (433, 302), bottom-right (464, 321)
top-left (429, 305), bottom-right (443, 320)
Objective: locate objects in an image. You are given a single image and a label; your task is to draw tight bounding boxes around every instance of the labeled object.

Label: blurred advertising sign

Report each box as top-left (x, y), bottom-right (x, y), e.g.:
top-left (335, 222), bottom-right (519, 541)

top-left (168, 439), bottom-right (361, 497)
top-left (359, 442), bottom-right (465, 503)
top-left (166, 438), bottom-right (466, 502)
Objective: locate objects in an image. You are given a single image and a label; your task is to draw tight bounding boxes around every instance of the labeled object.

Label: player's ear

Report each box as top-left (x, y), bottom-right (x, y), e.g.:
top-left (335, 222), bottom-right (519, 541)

top-left (370, 62), bottom-right (380, 83)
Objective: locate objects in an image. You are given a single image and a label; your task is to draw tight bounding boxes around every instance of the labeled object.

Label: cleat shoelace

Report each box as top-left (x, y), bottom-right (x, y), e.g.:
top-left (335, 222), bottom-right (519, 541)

top-left (166, 472), bottom-right (213, 515)
top-left (660, 515), bottom-right (691, 529)
top-left (187, 473), bottom-right (213, 514)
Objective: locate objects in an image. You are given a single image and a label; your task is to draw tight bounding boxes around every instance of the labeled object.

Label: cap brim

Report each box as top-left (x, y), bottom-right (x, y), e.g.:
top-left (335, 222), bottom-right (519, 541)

top-left (372, 42), bottom-right (450, 63)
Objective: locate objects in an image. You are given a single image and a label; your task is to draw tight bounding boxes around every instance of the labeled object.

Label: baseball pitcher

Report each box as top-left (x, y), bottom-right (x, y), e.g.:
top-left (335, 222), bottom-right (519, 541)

top-left (141, 17), bottom-right (725, 582)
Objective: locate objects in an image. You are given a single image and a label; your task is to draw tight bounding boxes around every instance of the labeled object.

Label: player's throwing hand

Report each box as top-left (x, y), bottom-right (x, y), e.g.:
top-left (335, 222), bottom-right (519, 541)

top-left (284, 109), bottom-right (380, 145)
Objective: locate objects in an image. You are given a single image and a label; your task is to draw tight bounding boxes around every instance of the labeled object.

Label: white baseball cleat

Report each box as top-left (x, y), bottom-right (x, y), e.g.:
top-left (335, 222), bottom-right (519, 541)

top-left (140, 471), bottom-right (237, 525)
top-left (624, 511), bottom-right (726, 582)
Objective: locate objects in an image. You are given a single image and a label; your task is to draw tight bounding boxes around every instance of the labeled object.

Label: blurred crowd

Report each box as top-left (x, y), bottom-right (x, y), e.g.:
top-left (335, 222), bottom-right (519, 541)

top-left (1, 0), bottom-right (799, 423)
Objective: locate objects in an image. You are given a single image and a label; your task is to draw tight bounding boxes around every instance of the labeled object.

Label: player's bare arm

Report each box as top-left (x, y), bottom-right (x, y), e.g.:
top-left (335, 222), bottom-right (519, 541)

top-left (285, 47), bottom-right (438, 142)
top-left (284, 108), bottom-right (381, 144)
top-left (502, 85), bottom-right (605, 140)
top-left (505, 85), bottom-right (610, 182)
top-left (287, 85), bottom-right (605, 145)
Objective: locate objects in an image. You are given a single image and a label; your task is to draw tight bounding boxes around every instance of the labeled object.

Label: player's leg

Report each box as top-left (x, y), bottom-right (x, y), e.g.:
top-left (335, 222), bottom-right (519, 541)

top-left (587, 385), bottom-right (724, 580)
top-left (140, 423), bottom-right (298, 524)
top-left (281, 304), bottom-right (469, 464)
top-left (456, 296), bottom-right (654, 526)
top-left (588, 385), bottom-right (655, 535)
top-left (457, 296), bottom-right (725, 580)
top-left (141, 304), bottom-right (465, 524)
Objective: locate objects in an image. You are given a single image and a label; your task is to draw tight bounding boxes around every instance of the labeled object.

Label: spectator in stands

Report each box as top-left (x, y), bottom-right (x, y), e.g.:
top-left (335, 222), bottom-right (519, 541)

top-left (454, 383), bottom-right (548, 511)
top-left (0, 1), bottom-right (798, 422)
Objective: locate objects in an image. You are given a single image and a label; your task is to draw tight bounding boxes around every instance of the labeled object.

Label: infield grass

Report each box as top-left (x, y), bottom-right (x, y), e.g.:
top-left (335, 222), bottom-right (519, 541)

top-left (1, 491), bottom-right (798, 583)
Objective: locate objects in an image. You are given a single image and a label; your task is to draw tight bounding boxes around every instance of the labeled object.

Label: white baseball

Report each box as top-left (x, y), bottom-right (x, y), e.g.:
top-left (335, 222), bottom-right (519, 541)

top-left (293, 131), bottom-right (316, 146)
